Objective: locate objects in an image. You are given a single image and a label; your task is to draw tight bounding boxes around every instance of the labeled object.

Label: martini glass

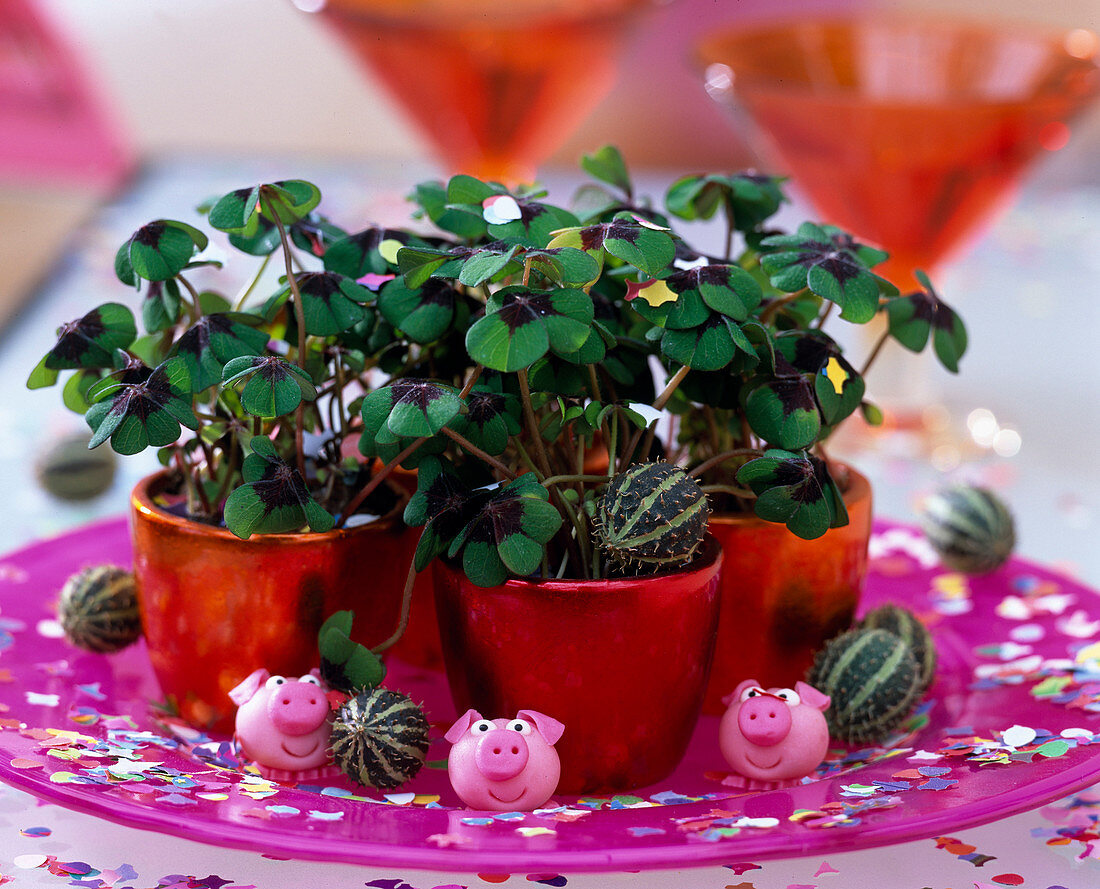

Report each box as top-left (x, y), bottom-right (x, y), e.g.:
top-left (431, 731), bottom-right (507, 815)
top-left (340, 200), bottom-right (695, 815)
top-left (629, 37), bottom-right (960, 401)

top-left (697, 15), bottom-right (1100, 289)
top-left (697, 15), bottom-right (1100, 443)
top-left (306, 0), bottom-right (650, 184)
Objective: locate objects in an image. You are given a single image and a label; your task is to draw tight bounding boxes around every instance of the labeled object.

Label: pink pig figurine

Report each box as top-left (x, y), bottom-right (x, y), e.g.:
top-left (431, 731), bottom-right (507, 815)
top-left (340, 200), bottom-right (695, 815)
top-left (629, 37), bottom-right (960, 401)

top-left (229, 668), bottom-right (339, 782)
top-left (719, 680), bottom-right (831, 790)
top-left (445, 709), bottom-right (564, 811)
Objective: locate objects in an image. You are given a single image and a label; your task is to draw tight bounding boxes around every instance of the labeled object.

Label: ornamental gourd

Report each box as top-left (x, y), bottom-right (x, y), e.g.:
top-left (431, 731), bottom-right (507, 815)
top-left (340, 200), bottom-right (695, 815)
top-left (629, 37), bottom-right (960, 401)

top-left (807, 628), bottom-right (923, 744)
top-left (593, 462), bottom-right (709, 570)
top-left (919, 485), bottom-right (1015, 574)
top-left (329, 688), bottom-right (431, 789)
top-left (858, 603), bottom-right (937, 695)
top-left (58, 565), bottom-right (142, 653)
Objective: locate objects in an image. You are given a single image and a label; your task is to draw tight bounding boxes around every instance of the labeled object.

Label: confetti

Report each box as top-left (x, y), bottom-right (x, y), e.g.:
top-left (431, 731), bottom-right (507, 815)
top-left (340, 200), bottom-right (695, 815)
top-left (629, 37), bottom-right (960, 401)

top-left (19, 826), bottom-right (50, 837)
top-left (515, 826), bottom-right (556, 838)
top-left (1001, 725), bottom-right (1038, 748)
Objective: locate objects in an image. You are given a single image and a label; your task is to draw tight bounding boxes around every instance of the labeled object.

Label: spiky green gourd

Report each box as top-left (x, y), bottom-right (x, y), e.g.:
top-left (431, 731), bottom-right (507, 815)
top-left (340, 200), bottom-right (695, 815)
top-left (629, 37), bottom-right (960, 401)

top-left (329, 688), bottom-right (430, 790)
top-left (36, 433), bottom-right (116, 501)
top-left (594, 462), bottom-right (709, 570)
top-left (858, 604), bottom-right (937, 695)
top-left (919, 485), bottom-right (1015, 574)
top-left (807, 628), bottom-right (922, 745)
top-left (58, 565), bottom-right (142, 653)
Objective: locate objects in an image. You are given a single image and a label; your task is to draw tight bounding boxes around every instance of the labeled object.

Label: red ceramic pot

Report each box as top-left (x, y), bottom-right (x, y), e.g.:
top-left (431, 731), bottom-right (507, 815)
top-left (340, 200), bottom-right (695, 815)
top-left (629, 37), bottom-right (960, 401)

top-left (702, 466), bottom-right (873, 714)
top-left (131, 471), bottom-right (414, 732)
top-left (433, 540), bottom-right (723, 794)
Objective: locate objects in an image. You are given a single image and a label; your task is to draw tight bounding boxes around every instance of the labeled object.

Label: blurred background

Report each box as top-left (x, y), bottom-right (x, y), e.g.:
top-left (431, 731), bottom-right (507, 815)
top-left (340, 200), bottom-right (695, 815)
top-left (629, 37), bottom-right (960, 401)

top-left (19, 0), bottom-right (1100, 172)
top-left (2, 0), bottom-right (1100, 581)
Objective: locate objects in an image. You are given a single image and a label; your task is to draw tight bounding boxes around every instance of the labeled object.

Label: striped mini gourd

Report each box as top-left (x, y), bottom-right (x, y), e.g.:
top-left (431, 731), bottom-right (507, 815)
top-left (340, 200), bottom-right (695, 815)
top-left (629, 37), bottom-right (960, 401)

top-left (329, 688), bottom-right (430, 790)
top-left (919, 485), bottom-right (1015, 574)
top-left (858, 603), bottom-right (937, 695)
top-left (58, 565), bottom-right (142, 653)
top-left (594, 462), bottom-right (709, 570)
top-left (807, 628), bottom-right (922, 744)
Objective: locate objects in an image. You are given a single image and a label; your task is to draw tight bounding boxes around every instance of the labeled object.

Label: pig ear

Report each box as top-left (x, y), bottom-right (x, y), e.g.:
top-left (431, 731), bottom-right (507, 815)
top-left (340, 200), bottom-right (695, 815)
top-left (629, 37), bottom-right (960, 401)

top-left (517, 710), bottom-right (565, 746)
top-left (795, 681), bottom-right (831, 711)
top-left (721, 679), bottom-right (762, 707)
top-left (228, 668), bottom-right (269, 705)
top-left (445, 708), bottom-right (483, 744)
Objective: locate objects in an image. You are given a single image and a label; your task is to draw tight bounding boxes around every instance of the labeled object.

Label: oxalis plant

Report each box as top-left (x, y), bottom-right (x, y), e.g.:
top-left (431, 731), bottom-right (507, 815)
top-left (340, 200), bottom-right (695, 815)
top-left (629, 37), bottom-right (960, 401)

top-left (355, 146), bottom-right (966, 586)
top-left (27, 146), bottom-right (966, 590)
top-left (27, 180), bottom-right (413, 538)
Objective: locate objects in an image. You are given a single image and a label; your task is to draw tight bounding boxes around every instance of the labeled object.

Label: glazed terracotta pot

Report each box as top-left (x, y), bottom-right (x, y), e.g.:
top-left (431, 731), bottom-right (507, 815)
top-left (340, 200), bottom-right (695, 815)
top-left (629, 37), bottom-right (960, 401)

top-left (702, 466), bottom-right (873, 714)
top-left (131, 471), bottom-right (415, 732)
top-left (433, 540), bottom-right (723, 794)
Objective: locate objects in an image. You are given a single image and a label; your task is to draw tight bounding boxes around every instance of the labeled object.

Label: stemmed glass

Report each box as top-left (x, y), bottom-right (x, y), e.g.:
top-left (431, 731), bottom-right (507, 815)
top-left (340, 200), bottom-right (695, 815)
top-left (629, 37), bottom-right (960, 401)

top-left (697, 15), bottom-right (1100, 440)
top-left (304, 0), bottom-right (651, 184)
top-left (698, 15), bottom-right (1100, 288)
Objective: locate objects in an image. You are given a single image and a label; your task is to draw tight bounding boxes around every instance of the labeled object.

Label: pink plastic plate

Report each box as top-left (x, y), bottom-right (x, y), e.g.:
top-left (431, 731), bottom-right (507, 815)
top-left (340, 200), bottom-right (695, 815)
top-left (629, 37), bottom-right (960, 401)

top-left (0, 518), bottom-right (1098, 871)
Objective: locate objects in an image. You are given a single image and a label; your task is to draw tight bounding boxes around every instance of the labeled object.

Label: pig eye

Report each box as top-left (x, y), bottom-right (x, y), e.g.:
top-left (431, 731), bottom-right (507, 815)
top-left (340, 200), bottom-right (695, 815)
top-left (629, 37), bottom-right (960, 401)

top-left (774, 688), bottom-right (802, 706)
top-left (299, 675), bottom-right (321, 687)
top-left (471, 720), bottom-right (494, 734)
top-left (509, 719), bottom-right (532, 734)
top-left (264, 675), bottom-right (286, 689)
top-left (740, 685), bottom-right (767, 702)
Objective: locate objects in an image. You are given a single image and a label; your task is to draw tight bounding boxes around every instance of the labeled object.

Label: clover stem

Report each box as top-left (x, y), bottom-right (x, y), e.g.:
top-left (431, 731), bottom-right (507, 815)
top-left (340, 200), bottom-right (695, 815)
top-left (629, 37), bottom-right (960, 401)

top-left (759, 288), bottom-right (810, 324)
top-left (511, 439), bottom-right (544, 480)
top-left (440, 427), bottom-right (516, 479)
top-left (263, 194), bottom-right (309, 481)
top-left (337, 436), bottom-right (427, 528)
top-left (815, 301), bottom-right (835, 330)
top-left (587, 364), bottom-right (602, 403)
top-left (607, 410), bottom-right (619, 479)
top-left (371, 554), bottom-right (418, 654)
top-left (541, 473), bottom-right (610, 488)
top-left (554, 491), bottom-right (591, 580)
top-left (233, 252), bottom-right (272, 311)
top-left (723, 202), bottom-right (736, 262)
top-left (687, 447), bottom-right (761, 480)
top-left (700, 483), bottom-right (757, 499)
top-left (175, 274), bottom-right (204, 323)
top-left (334, 354), bottom-right (347, 440)
top-left (517, 368), bottom-right (553, 478)
top-left (624, 364), bottom-right (690, 466)
top-left (860, 327), bottom-right (892, 378)
top-left (211, 435), bottom-right (241, 508)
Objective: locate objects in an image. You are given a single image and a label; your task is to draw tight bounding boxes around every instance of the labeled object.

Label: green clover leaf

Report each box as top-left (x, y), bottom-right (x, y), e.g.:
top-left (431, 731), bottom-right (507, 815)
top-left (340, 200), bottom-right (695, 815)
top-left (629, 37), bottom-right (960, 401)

top-left (221, 355), bottom-right (318, 418)
top-left (222, 436), bottom-right (334, 538)
top-left (28, 303), bottom-right (138, 388)
top-left (114, 220), bottom-right (208, 286)
top-left (377, 278), bottom-right (458, 344)
top-left (885, 270), bottom-right (968, 372)
top-left (318, 611), bottom-right (386, 694)
top-left (448, 474), bottom-right (564, 587)
top-left (360, 379), bottom-right (464, 440)
top-left (466, 285), bottom-right (593, 372)
top-left (85, 357), bottom-right (197, 455)
top-left (760, 223), bottom-right (885, 323)
top-left (736, 449), bottom-right (847, 539)
top-left (174, 313), bottom-right (269, 392)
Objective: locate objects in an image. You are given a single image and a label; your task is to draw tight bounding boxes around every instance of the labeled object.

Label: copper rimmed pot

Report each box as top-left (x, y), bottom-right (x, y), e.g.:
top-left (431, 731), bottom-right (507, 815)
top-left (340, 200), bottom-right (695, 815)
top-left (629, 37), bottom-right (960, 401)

top-left (433, 540), bottom-right (723, 794)
top-left (702, 466), bottom-right (873, 714)
top-left (131, 471), bottom-right (413, 732)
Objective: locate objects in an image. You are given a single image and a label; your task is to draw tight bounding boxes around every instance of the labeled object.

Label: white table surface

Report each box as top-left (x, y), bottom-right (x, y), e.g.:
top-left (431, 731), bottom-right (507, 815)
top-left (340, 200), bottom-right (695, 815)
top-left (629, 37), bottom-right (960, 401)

top-left (0, 156), bottom-right (1097, 887)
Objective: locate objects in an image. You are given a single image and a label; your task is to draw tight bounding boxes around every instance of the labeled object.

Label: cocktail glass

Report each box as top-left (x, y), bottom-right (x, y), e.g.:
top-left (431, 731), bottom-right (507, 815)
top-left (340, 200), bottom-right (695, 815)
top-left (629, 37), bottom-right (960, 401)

top-left (698, 15), bottom-right (1100, 288)
top-left (697, 15), bottom-right (1099, 441)
top-left (305, 0), bottom-right (650, 184)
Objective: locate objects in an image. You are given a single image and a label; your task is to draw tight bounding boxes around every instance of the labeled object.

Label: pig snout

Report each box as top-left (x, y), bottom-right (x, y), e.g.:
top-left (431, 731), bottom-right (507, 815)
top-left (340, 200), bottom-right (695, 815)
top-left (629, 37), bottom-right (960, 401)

top-left (737, 693), bottom-right (792, 747)
top-left (475, 728), bottom-right (530, 781)
top-left (267, 680), bottom-right (328, 736)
